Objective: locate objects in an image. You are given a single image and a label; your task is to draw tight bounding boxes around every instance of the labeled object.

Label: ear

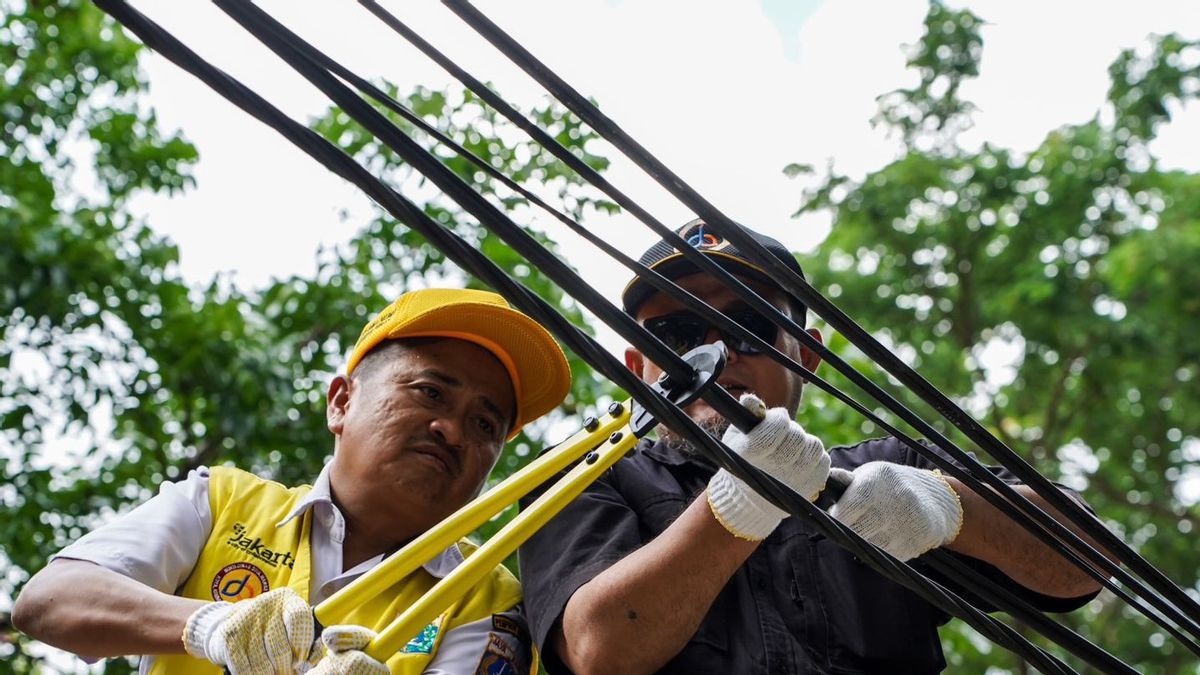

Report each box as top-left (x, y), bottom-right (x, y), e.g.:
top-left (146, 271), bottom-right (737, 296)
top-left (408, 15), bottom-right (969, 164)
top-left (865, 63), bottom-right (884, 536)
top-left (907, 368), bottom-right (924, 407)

top-left (327, 375), bottom-right (353, 435)
top-left (799, 328), bottom-right (824, 375)
top-left (624, 347), bottom-right (645, 376)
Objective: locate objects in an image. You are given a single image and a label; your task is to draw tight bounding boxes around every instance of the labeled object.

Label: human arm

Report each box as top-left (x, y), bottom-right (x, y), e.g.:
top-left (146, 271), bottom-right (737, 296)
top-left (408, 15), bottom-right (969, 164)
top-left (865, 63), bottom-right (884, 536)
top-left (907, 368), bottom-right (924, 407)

top-left (946, 478), bottom-right (1109, 598)
top-left (553, 495), bottom-right (759, 674)
top-left (13, 467), bottom-right (320, 669)
top-left (13, 558), bottom-right (206, 658)
top-left (546, 398), bottom-right (828, 674)
top-left (13, 467), bottom-right (214, 658)
top-left (16, 563), bottom-right (320, 669)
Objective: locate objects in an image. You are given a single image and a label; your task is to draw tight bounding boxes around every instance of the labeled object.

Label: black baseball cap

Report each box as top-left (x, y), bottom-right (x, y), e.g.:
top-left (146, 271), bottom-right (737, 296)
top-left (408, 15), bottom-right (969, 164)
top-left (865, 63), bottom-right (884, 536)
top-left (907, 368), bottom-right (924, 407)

top-left (621, 218), bottom-right (806, 316)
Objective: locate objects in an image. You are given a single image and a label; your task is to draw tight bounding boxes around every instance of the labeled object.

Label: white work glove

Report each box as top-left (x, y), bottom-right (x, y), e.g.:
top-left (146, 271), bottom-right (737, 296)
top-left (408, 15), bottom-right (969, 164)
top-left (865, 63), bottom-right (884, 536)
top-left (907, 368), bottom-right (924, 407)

top-left (706, 394), bottom-right (830, 540)
top-left (829, 462), bottom-right (964, 561)
top-left (311, 625), bottom-right (389, 675)
top-left (183, 587), bottom-right (320, 674)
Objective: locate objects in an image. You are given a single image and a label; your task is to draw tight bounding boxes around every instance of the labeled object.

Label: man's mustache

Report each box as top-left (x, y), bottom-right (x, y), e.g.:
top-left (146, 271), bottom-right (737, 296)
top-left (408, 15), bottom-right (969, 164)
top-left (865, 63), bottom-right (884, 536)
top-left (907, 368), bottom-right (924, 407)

top-left (404, 434), bottom-right (463, 476)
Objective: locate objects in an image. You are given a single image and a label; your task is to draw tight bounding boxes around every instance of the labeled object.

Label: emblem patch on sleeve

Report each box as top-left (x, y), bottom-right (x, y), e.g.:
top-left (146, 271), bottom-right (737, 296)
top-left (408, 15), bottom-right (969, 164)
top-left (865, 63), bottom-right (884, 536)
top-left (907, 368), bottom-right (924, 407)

top-left (475, 633), bottom-right (520, 675)
top-left (400, 622), bottom-right (440, 654)
top-left (210, 562), bottom-right (270, 602)
top-left (491, 614), bottom-right (525, 639)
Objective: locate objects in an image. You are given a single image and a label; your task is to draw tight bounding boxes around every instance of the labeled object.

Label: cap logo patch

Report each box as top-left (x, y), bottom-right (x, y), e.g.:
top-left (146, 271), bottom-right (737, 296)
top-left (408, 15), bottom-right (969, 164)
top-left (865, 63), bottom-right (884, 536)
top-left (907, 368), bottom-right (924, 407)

top-left (684, 224), bottom-right (731, 252)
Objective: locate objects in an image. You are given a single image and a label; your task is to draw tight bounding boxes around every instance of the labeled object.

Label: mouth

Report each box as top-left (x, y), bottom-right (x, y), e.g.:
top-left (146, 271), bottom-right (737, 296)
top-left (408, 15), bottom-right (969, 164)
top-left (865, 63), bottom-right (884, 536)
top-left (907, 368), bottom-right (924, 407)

top-left (410, 444), bottom-right (460, 477)
top-left (717, 380), bottom-right (751, 398)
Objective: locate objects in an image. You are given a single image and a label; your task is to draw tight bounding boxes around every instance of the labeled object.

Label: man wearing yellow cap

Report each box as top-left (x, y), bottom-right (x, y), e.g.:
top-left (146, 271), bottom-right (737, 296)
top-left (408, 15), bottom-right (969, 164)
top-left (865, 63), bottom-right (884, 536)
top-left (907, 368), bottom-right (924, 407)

top-left (14, 288), bottom-right (571, 674)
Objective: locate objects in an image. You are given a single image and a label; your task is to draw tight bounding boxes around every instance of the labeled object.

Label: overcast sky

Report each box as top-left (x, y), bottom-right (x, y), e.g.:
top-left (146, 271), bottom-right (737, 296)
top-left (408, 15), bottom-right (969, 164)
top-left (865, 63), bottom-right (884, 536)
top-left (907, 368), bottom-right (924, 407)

top-left (124, 0), bottom-right (1199, 355)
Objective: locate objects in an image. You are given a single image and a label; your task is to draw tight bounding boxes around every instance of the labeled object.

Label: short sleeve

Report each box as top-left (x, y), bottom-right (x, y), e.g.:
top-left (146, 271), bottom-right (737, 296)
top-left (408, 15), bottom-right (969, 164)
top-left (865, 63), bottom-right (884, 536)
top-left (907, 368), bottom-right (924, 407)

top-left (422, 608), bottom-right (533, 674)
top-left (52, 468), bottom-right (213, 594)
top-left (517, 467), bottom-right (643, 667)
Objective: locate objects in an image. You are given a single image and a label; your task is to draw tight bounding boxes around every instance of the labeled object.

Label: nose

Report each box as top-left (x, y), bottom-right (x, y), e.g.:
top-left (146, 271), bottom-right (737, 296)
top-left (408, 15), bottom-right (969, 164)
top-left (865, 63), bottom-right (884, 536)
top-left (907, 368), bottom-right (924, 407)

top-left (429, 415), bottom-right (465, 448)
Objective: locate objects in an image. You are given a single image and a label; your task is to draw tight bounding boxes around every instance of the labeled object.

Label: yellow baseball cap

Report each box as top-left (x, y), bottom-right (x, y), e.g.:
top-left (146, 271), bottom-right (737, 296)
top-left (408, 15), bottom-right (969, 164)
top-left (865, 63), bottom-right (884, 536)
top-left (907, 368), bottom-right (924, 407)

top-left (347, 288), bottom-right (571, 440)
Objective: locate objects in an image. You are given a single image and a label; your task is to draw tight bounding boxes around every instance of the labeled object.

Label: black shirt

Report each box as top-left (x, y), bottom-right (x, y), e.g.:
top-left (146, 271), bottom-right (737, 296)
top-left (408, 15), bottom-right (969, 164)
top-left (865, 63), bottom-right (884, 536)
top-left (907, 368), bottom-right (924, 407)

top-left (518, 436), bottom-right (1097, 674)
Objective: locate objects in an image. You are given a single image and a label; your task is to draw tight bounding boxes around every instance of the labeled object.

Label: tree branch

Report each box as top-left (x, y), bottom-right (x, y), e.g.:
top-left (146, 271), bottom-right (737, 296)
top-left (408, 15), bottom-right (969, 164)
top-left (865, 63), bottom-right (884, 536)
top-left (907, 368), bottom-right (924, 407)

top-left (1034, 345), bottom-right (1087, 458)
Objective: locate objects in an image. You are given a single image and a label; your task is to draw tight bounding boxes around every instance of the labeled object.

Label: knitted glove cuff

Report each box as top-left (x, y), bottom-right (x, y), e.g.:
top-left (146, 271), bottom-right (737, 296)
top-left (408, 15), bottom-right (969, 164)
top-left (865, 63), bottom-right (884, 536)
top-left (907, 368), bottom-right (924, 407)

top-left (928, 469), bottom-right (964, 545)
top-left (707, 468), bottom-right (787, 541)
top-left (183, 601), bottom-right (234, 661)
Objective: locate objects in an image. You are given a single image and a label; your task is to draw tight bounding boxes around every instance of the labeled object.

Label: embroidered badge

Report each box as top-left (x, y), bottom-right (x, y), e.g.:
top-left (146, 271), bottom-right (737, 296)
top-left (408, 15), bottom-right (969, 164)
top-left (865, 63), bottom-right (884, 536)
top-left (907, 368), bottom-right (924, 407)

top-left (400, 622), bottom-right (439, 654)
top-left (489, 610), bottom-right (528, 638)
top-left (211, 562), bottom-right (270, 602)
top-left (475, 633), bottom-right (520, 675)
top-left (491, 614), bottom-right (524, 639)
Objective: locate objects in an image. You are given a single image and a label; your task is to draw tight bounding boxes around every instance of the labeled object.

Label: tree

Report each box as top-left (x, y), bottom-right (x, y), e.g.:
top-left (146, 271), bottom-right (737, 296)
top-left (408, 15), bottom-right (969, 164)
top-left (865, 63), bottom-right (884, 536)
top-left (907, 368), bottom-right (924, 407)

top-left (0, 1), bottom-right (615, 671)
top-left (794, 4), bottom-right (1200, 673)
top-left (2, 1), bottom-right (198, 668)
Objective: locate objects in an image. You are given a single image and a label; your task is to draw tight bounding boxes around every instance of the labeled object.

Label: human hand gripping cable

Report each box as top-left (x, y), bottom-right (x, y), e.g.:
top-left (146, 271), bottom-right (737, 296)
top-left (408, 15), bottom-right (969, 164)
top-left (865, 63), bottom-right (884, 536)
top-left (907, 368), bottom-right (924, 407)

top-left (828, 462), bottom-right (964, 561)
top-left (706, 394), bottom-right (831, 541)
top-left (183, 587), bottom-right (321, 674)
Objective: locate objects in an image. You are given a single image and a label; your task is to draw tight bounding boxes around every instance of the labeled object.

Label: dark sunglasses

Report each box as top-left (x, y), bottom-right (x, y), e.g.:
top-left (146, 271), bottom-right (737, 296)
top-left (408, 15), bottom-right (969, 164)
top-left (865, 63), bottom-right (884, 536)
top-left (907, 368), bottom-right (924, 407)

top-left (643, 307), bottom-right (779, 356)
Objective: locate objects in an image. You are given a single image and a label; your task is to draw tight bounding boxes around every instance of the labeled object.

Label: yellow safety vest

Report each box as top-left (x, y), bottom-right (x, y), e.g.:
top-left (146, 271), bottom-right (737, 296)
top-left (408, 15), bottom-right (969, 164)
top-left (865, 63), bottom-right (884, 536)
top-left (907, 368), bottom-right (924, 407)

top-left (150, 466), bottom-right (524, 674)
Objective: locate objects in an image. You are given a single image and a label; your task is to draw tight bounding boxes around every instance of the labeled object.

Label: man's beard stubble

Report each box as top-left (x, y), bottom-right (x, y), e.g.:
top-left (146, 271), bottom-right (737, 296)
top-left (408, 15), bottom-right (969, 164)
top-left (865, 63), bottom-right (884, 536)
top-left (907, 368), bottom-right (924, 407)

top-left (658, 406), bottom-right (731, 456)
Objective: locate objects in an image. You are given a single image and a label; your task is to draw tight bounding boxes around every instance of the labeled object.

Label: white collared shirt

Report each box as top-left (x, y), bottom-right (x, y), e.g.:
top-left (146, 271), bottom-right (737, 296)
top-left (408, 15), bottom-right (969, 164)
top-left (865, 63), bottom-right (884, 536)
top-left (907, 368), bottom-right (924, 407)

top-left (54, 464), bottom-right (529, 674)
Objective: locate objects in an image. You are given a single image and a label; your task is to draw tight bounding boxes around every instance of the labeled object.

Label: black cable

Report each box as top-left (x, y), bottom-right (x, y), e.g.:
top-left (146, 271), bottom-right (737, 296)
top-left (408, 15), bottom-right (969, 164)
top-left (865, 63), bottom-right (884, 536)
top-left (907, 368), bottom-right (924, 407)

top-left (92, 2), bottom-right (1082, 670)
top-left (439, 0), bottom-right (1200, 642)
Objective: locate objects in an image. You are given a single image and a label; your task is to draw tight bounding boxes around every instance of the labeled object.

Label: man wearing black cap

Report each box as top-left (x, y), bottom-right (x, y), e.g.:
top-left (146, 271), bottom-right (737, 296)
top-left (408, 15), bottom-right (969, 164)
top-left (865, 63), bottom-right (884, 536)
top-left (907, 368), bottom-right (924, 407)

top-left (518, 219), bottom-right (1106, 674)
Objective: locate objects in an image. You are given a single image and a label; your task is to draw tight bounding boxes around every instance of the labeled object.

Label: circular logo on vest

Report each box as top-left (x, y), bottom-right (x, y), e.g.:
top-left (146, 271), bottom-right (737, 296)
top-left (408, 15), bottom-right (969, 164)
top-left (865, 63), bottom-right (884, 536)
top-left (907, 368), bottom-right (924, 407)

top-left (211, 562), bottom-right (270, 602)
